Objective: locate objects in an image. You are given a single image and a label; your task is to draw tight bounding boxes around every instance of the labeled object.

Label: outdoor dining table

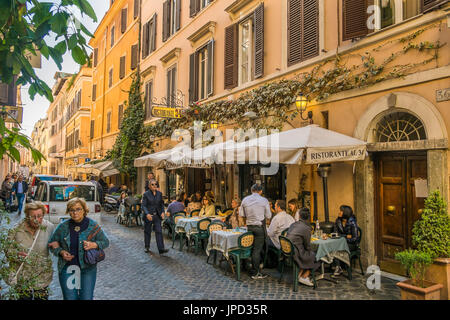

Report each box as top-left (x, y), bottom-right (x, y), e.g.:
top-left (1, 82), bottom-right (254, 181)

top-left (310, 236), bottom-right (351, 283)
top-left (206, 228), bottom-right (247, 260)
top-left (176, 216), bottom-right (224, 239)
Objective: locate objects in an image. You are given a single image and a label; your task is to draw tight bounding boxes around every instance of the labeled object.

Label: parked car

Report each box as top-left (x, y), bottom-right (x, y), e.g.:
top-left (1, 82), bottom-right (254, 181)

top-left (33, 181), bottom-right (102, 224)
top-left (27, 174), bottom-right (67, 201)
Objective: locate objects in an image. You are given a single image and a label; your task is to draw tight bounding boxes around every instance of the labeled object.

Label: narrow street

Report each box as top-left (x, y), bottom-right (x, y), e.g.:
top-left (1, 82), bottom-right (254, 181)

top-left (4, 212), bottom-right (398, 300)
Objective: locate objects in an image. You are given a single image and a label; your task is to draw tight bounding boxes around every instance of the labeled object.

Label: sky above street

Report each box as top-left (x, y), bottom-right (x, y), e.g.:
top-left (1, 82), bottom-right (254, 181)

top-left (20, 0), bottom-right (110, 137)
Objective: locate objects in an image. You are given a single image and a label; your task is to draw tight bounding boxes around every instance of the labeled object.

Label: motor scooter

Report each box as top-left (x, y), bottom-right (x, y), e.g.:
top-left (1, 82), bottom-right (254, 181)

top-left (104, 194), bottom-right (120, 213)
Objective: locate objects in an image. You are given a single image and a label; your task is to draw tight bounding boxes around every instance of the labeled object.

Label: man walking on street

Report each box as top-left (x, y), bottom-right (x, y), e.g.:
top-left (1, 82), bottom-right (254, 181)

top-left (145, 172), bottom-right (159, 192)
top-left (12, 175), bottom-right (28, 215)
top-left (239, 184), bottom-right (272, 279)
top-left (142, 179), bottom-right (169, 255)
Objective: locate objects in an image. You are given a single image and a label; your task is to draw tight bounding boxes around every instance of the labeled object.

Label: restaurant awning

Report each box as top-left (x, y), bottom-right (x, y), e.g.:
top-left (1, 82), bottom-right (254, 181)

top-left (134, 145), bottom-right (193, 168)
top-left (73, 160), bottom-right (119, 176)
top-left (219, 125), bottom-right (367, 165)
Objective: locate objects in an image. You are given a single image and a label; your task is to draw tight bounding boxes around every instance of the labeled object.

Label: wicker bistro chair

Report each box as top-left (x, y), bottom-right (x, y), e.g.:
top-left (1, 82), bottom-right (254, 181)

top-left (171, 213), bottom-right (187, 250)
top-left (206, 221), bottom-right (227, 264)
top-left (163, 211), bottom-right (186, 238)
top-left (190, 209), bottom-right (200, 217)
top-left (228, 232), bottom-right (255, 281)
top-left (263, 227), bottom-right (290, 269)
top-left (347, 227), bottom-right (364, 280)
top-left (190, 218), bottom-right (212, 255)
top-left (279, 236), bottom-right (317, 292)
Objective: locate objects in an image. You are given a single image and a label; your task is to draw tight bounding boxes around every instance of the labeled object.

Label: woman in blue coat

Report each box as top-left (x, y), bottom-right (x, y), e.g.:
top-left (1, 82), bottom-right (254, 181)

top-left (49, 197), bottom-right (109, 300)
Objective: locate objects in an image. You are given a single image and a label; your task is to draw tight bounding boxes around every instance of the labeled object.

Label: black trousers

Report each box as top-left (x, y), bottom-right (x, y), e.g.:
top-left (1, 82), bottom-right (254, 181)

top-left (247, 225), bottom-right (265, 275)
top-left (143, 214), bottom-right (165, 252)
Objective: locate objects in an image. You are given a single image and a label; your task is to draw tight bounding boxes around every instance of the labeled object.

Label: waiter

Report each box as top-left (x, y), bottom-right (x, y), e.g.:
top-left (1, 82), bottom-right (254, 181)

top-left (142, 179), bottom-right (169, 255)
top-left (239, 184), bottom-right (272, 280)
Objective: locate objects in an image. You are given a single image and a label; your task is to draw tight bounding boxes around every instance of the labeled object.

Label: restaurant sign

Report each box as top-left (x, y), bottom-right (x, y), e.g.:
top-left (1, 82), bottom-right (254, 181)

top-left (1, 106), bottom-right (23, 123)
top-left (151, 106), bottom-right (183, 119)
top-left (306, 146), bottom-right (366, 164)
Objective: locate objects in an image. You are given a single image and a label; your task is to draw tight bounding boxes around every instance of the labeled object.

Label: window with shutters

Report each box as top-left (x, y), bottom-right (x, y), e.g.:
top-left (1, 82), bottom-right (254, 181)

top-left (190, 40), bottom-right (214, 103)
top-left (106, 111), bottom-right (112, 133)
top-left (131, 44), bottom-right (139, 69)
top-left (92, 84), bottom-right (97, 101)
top-left (134, 0), bottom-right (139, 19)
top-left (93, 48), bottom-right (98, 67)
top-left (111, 25), bottom-right (115, 47)
top-left (287, 0), bottom-right (319, 67)
top-left (118, 104), bottom-right (124, 128)
top-left (109, 68), bottom-right (113, 88)
top-left (120, 56), bottom-right (126, 79)
top-left (74, 129), bottom-right (80, 148)
top-left (121, 8), bottom-right (128, 34)
top-left (143, 15), bottom-right (157, 58)
top-left (145, 81), bottom-right (153, 120)
top-left (166, 65), bottom-right (177, 107)
top-left (403, 0), bottom-right (421, 19)
top-left (163, 0), bottom-right (181, 42)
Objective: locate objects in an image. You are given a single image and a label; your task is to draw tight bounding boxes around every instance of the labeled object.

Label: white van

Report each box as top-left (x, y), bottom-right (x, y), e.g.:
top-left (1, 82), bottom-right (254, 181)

top-left (34, 181), bottom-right (102, 224)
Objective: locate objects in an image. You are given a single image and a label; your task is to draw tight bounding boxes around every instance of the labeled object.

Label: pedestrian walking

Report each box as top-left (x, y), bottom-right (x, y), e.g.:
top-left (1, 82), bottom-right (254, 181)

top-left (48, 198), bottom-right (110, 300)
top-left (12, 175), bottom-right (28, 215)
top-left (144, 172), bottom-right (159, 192)
top-left (239, 184), bottom-right (272, 279)
top-left (6, 202), bottom-right (56, 300)
top-left (142, 179), bottom-right (169, 255)
top-left (89, 176), bottom-right (104, 205)
top-left (1, 175), bottom-right (13, 211)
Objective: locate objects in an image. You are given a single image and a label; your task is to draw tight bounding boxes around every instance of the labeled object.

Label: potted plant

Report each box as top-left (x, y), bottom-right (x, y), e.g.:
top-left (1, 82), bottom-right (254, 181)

top-left (395, 249), bottom-right (443, 300)
top-left (411, 191), bottom-right (450, 300)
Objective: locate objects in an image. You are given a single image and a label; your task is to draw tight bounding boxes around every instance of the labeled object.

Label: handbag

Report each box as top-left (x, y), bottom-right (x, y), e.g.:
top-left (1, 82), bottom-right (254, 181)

top-left (84, 224), bottom-right (105, 265)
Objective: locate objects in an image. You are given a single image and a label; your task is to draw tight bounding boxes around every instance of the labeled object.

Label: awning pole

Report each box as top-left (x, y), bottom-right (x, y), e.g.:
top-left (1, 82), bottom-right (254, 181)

top-left (310, 165), bottom-right (315, 223)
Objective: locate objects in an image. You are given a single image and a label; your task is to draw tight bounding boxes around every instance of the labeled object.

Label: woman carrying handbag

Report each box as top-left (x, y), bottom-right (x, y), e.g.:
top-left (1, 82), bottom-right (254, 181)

top-left (48, 197), bottom-right (109, 300)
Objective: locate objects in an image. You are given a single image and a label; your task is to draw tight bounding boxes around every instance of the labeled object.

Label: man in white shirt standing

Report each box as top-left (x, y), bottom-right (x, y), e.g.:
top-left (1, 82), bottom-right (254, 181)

top-left (239, 184), bottom-right (272, 279)
top-left (267, 200), bottom-right (295, 250)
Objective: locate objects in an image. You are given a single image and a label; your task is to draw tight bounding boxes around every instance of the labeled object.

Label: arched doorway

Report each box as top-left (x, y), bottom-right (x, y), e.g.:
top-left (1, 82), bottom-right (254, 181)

top-left (353, 92), bottom-right (448, 275)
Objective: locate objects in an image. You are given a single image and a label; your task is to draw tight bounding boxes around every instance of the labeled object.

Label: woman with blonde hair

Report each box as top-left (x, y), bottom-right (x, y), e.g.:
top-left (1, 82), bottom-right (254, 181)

top-left (199, 193), bottom-right (216, 217)
top-left (48, 197), bottom-right (109, 300)
top-left (6, 202), bottom-right (55, 300)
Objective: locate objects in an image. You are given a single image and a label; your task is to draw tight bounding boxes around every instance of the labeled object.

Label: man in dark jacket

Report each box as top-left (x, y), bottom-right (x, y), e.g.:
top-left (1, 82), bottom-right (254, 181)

top-left (12, 175), bottom-right (28, 215)
top-left (286, 207), bottom-right (320, 287)
top-left (1, 175), bottom-right (13, 210)
top-left (144, 172), bottom-right (159, 192)
top-left (142, 179), bottom-right (168, 255)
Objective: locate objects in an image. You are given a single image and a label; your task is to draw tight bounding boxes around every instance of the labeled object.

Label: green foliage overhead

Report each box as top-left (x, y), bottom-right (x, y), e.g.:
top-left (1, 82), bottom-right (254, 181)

top-left (412, 191), bottom-right (450, 259)
top-left (395, 249), bottom-right (433, 288)
top-left (0, 0), bottom-right (97, 163)
top-left (107, 73), bottom-right (145, 186)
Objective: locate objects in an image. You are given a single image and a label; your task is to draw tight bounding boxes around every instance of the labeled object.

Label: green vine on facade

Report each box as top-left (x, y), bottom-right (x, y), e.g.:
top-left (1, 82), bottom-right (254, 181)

top-left (141, 26), bottom-right (444, 149)
top-left (106, 73), bottom-right (145, 186)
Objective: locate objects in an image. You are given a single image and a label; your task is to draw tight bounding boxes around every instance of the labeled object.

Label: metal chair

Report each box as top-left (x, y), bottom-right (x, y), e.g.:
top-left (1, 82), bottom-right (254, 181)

top-left (206, 221), bottom-right (227, 264)
top-left (190, 209), bottom-right (200, 217)
top-left (229, 232), bottom-right (254, 281)
top-left (190, 218), bottom-right (212, 255)
top-left (171, 213), bottom-right (186, 249)
top-left (279, 236), bottom-right (317, 292)
top-left (347, 227), bottom-right (364, 280)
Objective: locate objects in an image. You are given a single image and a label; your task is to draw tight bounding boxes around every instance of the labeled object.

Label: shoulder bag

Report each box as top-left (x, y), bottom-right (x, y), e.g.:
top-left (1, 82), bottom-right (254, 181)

top-left (84, 224), bottom-right (105, 265)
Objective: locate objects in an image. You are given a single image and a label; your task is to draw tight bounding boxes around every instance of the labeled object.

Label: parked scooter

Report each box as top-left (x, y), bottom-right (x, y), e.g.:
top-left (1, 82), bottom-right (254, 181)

top-left (104, 194), bottom-right (120, 213)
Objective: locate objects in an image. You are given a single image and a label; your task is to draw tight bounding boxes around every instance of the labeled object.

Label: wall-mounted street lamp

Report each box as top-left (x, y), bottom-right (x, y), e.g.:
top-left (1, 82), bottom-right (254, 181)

top-left (295, 93), bottom-right (313, 121)
top-left (210, 121), bottom-right (219, 130)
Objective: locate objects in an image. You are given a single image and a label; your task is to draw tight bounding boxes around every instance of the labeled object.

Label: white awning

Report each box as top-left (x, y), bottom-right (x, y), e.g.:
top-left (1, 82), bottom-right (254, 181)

top-left (219, 125), bottom-right (367, 165)
top-left (134, 145), bottom-right (192, 168)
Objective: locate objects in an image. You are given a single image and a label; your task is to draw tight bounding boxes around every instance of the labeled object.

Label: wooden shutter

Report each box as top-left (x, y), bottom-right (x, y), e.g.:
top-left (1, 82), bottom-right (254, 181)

top-left (189, 53), bottom-right (197, 104)
top-left (121, 8), bottom-right (127, 34)
top-left (134, 0), bottom-right (140, 19)
top-left (93, 48), bottom-right (98, 67)
top-left (175, 0), bottom-right (181, 31)
top-left (190, 0), bottom-right (200, 17)
top-left (207, 39), bottom-right (214, 97)
top-left (131, 44), bottom-right (138, 69)
top-left (118, 104), bottom-right (124, 128)
top-left (107, 112), bottom-right (111, 133)
top-left (90, 120), bottom-right (95, 139)
top-left (78, 90), bottom-right (82, 108)
top-left (342, 0), bottom-right (369, 41)
top-left (145, 81), bottom-right (153, 119)
top-left (120, 56), bottom-right (126, 79)
top-left (303, 0), bottom-right (319, 60)
top-left (151, 14), bottom-right (157, 52)
top-left (163, 0), bottom-right (169, 42)
top-left (92, 84), bottom-right (97, 101)
top-left (142, 22), bottom-right (149, 58)
top-left (224, 24), bottom-right (238, 89)
top-left (422, 0), bottom-right (448, 12)
top-left (254, 4), bottom-right (264, 79)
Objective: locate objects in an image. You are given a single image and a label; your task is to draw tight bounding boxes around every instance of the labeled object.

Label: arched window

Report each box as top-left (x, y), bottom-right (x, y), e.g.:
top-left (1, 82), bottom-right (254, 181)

top-left (375, 112), bottom-right (426, 142)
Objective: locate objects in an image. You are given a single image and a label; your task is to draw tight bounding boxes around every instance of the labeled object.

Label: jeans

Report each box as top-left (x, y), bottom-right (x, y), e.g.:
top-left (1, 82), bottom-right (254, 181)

top-left (59, 264), bottom-right (97, 300)
top-left (247, 225), bottom-right (265, 275)
top-left (16, 193), bottom-right (25, 214)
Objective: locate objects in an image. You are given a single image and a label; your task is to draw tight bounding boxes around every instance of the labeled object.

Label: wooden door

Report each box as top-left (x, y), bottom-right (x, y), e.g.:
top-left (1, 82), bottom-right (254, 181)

top-left (376, 153), bottom-right (427, 275)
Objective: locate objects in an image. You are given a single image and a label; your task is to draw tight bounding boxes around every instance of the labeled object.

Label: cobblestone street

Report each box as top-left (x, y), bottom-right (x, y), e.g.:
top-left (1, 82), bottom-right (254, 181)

top-left (3, 212), bottom-right (401, 300)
